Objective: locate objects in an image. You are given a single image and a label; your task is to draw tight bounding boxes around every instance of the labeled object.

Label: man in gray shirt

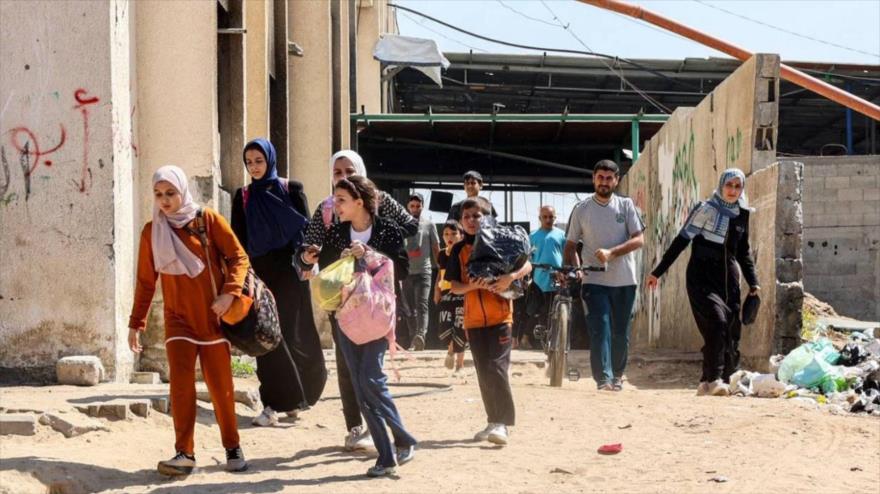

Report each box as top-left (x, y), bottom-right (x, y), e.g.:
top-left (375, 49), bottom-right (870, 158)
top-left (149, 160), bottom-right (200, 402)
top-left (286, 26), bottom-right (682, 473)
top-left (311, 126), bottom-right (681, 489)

top-left (404, 193), bottom-right (440, 351)
top-left (564, 160), bottom-right (645, 391)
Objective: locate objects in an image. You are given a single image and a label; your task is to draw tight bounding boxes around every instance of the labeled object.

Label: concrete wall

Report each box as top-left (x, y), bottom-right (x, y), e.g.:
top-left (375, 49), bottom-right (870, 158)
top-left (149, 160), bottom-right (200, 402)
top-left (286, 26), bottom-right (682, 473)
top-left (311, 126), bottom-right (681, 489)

top-left (245, 0), bottom-right (270, 140)
top-left (802, 155), bottom-right (880, 321)
top-left (620, 54), bottom-right (796, 366)
top-left (0, 0), bottom-right (136, 382)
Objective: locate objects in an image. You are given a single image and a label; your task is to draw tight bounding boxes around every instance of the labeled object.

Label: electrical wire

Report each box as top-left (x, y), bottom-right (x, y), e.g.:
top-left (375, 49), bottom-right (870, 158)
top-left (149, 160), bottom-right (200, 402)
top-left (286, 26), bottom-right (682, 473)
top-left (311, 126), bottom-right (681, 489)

top-left (388, 2), bottom-right (701, 93)
top-left (693, 0), bottom-right (880, 60)
top-left (497, 0), bottom-right (559, 27)
top-left (400, 11), bottom-right (488, 53)
top-left (538, 0), bottom-right (673, 113)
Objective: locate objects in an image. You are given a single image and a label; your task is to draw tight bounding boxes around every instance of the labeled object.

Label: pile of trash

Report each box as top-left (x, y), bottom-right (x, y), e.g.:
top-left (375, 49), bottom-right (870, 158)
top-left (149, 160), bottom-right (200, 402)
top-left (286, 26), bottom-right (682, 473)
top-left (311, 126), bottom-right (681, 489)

top-left (730, 326), bottom-right (880, 416)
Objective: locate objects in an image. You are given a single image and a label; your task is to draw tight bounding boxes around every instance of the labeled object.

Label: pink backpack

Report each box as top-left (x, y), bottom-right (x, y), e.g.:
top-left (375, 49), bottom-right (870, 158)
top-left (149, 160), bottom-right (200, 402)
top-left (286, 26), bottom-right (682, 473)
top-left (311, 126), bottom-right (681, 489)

top-left (336, 249), bottom-right (397, 347)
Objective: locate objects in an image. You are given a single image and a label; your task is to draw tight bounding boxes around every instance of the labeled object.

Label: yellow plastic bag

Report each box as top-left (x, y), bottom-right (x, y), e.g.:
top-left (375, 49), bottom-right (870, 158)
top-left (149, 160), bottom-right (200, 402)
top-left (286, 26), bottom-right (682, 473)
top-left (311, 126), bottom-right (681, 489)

top-left (312, 256), bottom-right (355, 311)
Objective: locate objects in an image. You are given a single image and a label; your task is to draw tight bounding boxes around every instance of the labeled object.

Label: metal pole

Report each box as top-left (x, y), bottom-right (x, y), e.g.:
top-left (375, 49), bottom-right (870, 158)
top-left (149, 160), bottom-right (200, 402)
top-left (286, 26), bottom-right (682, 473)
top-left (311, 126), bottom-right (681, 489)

top-left (578, 0), bottom-right (880, 121)
top-left (631, 118), bottom-right (640, 162)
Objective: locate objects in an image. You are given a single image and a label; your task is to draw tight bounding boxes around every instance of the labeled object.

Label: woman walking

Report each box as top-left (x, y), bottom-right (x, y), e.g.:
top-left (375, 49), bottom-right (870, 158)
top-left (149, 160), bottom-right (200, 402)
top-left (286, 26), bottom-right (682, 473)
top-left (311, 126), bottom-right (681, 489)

top-left (647, 168), bottom-right (760, 396)
top-left (301, 150), bottom-right (417, 451)
top-left (298, 175), bottom-right (417, 477)
top-left (231, 138), bottom-right (327, 426)
top-left (128, 165), bottom-right (249, 475)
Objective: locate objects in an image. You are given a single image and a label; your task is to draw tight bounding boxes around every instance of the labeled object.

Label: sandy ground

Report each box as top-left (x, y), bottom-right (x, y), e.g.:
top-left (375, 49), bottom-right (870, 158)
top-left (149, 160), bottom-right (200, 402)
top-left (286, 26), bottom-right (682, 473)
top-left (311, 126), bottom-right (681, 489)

top-left (1, 349), bottom-right (879, 494)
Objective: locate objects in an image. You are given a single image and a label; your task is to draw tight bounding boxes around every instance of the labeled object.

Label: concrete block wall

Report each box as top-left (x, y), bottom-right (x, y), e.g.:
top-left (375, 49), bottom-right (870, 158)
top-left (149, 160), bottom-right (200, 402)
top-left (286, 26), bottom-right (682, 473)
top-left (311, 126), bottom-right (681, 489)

top-left (802, 156), bottom-right (880, 321)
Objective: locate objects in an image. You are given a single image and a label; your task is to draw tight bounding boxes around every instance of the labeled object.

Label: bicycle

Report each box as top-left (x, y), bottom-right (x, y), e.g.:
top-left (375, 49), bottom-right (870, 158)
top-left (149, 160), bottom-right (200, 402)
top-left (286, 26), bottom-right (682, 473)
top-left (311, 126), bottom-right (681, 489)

top-left (531, 263), bottom-right (606, 387)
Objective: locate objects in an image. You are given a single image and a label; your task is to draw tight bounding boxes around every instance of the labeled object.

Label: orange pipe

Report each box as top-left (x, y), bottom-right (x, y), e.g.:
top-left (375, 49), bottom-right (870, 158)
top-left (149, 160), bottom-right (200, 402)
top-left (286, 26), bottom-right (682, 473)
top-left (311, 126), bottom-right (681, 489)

top-left (579, 0), bottom-right (880, 121)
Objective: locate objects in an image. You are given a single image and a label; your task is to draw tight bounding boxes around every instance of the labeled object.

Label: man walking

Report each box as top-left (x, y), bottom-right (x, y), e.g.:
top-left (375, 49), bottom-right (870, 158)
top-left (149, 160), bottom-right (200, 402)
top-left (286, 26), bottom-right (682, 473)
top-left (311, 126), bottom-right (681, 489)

top-left (525, 206), bottom-right (566, 349)
top-left (564, 160), bottom-right (645, 391)
top-left (404, 193), bottom-right (440, 351)
top-left (447, 170), bottom-right (497, 221)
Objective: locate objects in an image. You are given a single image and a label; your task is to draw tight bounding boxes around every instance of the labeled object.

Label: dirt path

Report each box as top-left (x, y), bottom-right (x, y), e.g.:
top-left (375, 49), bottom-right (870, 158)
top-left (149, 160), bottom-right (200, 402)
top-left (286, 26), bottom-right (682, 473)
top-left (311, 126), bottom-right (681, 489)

top-left (1, 350), bottom-right (878, 494)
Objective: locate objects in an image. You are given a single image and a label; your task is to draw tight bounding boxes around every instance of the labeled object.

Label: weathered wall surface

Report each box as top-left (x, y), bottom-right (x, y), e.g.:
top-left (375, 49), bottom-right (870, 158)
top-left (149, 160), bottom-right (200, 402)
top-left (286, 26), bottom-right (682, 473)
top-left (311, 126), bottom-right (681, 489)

top-left (802, 155), bottom-right (880, 321)
top-left (0, 0), bottom-right (136, 382)
top-left (621, 54), bottom-right (791, 365)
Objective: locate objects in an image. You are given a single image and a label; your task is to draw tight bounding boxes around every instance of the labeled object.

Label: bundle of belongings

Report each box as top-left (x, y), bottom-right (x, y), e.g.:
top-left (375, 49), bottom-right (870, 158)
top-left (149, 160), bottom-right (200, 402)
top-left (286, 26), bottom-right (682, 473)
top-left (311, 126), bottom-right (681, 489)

top-left (467, 217), bottom-right (531, 299)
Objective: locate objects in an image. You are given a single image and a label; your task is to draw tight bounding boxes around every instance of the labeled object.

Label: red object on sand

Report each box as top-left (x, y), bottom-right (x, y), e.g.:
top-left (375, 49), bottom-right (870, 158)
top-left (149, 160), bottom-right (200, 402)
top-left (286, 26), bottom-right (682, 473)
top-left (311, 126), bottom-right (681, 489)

top-left (598, 443), bottom-right (623, 455)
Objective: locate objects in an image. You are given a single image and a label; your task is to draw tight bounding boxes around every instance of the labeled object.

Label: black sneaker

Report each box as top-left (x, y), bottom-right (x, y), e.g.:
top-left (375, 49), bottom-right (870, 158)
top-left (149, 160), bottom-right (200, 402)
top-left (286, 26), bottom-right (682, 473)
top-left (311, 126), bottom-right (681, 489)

top-left (225, 446), bottom-right (248, 472)
top-left (157, 451), bottom-right (196, 476)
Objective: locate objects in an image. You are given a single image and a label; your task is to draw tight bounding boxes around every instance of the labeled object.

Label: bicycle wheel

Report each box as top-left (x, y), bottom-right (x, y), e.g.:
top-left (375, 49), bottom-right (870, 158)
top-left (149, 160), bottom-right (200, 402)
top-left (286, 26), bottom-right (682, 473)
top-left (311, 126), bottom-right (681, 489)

top-left (548, 300), bottom-right (570, 387)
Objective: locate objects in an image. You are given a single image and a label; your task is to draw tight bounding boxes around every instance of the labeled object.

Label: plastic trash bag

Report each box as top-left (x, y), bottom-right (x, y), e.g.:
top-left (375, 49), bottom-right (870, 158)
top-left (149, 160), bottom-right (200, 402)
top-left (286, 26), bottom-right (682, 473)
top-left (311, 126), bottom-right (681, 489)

top-left (729, 370), bottom-right (756, 396)
top-left (467, 217), bottom-right (531, 300)
top-left (777, 338), bottom-right (841, 383)
top-left (312, 256), bottom-right (356, 311)
top-left (751, 374), bottom-right (787, 398)
top-left (839, 343), bottom-right (869, 366)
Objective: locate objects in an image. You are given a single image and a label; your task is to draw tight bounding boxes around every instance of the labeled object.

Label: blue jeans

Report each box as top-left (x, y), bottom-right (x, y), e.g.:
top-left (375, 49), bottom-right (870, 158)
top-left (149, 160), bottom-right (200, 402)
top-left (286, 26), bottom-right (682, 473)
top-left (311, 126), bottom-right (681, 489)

top-left (581, 284), bottom-right (637, 386)
top-left (335, 328), bottom-right (417, 468)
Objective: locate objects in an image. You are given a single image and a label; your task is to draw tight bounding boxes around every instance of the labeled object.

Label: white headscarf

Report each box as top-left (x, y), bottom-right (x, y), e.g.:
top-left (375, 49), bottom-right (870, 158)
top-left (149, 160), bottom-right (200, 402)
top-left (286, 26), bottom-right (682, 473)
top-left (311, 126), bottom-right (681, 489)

top-left (151, 165), bottom-right (204, 277)
top-left (328, 150), bottom-right (367, 186)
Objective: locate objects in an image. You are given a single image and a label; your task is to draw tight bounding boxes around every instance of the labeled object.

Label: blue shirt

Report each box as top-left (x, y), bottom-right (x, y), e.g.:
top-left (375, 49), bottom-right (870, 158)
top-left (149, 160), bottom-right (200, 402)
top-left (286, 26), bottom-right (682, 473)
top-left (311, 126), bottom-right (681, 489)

top-left (530, 227), bottom-right (566, 293)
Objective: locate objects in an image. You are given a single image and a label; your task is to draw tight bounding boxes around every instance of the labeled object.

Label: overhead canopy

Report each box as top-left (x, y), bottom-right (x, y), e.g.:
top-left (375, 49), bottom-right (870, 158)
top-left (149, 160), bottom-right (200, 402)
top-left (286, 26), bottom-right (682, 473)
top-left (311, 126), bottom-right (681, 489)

top-left (354, 113), bottom-right (666, 192)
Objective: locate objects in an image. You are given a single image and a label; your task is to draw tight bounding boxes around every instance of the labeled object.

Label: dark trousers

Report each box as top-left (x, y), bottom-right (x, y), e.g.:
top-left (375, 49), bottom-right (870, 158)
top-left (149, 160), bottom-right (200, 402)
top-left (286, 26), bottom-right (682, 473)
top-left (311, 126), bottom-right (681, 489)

top-left (688, 290), bottom-right (742, 383)
top-left (336, 327), bottom-right (417, 468)
top-left (403, 273), bottom-right (432, 341)
top-left (330, 317), bottom-right (362, 431)
top-left (468, 323), bottom-right (516, 426)
top-left (582, 284), bottom-right (637, 386)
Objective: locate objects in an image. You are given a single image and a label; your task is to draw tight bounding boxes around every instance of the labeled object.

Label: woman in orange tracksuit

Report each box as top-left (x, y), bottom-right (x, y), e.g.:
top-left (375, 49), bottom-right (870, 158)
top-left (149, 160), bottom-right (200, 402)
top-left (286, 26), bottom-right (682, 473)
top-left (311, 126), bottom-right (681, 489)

top-left (128, 165), bottom-right (250, 476)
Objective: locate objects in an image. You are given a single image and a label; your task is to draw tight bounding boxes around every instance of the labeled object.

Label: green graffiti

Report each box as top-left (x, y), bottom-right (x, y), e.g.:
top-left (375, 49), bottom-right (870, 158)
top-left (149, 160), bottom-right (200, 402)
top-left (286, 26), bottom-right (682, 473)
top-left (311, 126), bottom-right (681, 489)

top-left (726, 128), bottom-right (743, 167)
top-left (0, 192), bottom-right (18, 207)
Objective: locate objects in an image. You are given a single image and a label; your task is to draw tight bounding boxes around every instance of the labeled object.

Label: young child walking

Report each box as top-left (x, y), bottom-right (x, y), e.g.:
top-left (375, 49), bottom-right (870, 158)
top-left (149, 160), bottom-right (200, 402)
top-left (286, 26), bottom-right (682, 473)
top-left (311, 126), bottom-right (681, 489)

top-left (435, 220), bottom-right (466, 372)
top-left (445, 198), bottom-right (532, 446)
top-left (298, 175), bottom-right (417, 477)
top-left (128, 165), bottom-right (249, 476)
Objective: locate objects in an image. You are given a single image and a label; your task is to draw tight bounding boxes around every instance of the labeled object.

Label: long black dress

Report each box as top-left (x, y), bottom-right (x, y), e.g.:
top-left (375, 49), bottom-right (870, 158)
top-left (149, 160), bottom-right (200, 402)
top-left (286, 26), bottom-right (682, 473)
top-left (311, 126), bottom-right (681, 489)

top-left (232, 180), bottom-right (327, 411)
top-left (651, 209), bottom-right (758, 384)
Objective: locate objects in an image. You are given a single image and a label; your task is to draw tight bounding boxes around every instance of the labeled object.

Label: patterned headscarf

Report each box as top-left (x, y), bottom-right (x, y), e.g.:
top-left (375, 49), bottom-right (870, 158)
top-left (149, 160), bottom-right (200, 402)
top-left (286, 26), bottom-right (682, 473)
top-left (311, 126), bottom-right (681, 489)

top-left (680, 168), bottom-right (749, 245)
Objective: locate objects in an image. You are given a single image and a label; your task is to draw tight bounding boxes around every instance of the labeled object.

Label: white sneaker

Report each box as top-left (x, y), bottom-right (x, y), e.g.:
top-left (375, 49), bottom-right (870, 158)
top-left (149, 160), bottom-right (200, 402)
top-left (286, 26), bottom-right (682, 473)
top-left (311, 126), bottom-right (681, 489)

top-left (157, 451), bottom-right (196, 476)
top-left (473, 423), bottom-right (496, 442)
top-left (252, 406), bottom-right (278, 427)
top-left (344, 425), bottom-right (375, 451)
top-left (706, 379), bottom-right (731, 397)
top-left (487, 424), bottom-right (509, 445)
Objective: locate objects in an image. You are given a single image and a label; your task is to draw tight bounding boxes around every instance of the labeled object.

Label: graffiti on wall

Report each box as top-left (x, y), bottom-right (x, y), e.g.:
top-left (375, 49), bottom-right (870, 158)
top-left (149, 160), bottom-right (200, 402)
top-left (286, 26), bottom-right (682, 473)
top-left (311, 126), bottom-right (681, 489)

top-left (0, 89), bottom-right (100, 204)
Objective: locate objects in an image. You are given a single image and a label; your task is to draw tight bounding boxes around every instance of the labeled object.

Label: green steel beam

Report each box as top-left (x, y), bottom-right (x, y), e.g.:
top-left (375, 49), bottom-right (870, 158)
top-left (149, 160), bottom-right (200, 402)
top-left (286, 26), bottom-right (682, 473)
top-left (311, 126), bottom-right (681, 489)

top-left (631, 118), bottom-right (640, 162)
top-left (351, 113), bottom-right (669, 123)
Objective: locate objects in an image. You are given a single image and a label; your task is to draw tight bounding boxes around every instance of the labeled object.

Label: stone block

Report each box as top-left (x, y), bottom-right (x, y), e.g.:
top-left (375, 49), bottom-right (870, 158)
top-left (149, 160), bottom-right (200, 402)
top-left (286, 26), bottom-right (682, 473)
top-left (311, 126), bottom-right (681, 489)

top-left (824, 176), bottom-right (850, 189)
top-left (837, 188), bottom-right (864, 201)
top-left (0, 414), bottom-right (36, 436)
top-left (56, 356), bottom-right (104, 386)
top-left (128, 400), bottom-right (151, 418)
top-left (40, 411), bottom-right (108, 438)
top-left (775, 258), bottom-right (803, 283)
top-left (130, 371), bottom-right (161, 385)
top-left (74, 402), bottom-right (129, 420)
top-left (777, 232), bottom-right (802, 259)
top-left (196, 388), bottom-right (259, 409)
top-left (864, 188), bottom-right (880, 201)
top-left (151, 397), bottom-right (170, 414)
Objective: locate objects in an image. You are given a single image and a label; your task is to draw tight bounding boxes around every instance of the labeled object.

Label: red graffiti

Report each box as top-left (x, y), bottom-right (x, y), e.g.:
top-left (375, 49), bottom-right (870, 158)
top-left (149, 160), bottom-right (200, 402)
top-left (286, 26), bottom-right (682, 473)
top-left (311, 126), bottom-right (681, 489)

top-left (9, 125), bottom-right (67, 175)
top-left (73, 88), bottom-right (99, 193)
top-left (74, 89), bottom-right (100, 106)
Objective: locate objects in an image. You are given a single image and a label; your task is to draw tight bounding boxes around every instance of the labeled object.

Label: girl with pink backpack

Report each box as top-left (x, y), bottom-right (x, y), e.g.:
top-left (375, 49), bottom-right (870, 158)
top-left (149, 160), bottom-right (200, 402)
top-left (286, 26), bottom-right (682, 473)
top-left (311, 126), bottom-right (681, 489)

top-left (297, 175), bottom-right (417, 478)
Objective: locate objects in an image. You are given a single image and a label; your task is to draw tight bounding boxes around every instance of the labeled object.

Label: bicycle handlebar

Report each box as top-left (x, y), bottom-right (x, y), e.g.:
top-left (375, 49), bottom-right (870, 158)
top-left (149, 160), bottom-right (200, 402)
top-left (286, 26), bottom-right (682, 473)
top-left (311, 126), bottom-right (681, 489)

top-left (532, 263), bottom-right (607, 273)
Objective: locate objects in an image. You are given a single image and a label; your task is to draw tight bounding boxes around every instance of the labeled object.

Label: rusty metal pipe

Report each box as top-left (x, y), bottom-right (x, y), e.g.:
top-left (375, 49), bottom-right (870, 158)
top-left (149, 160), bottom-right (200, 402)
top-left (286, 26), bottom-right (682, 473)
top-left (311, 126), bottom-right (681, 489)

top-left (578, 0), bottom-right (880, 121)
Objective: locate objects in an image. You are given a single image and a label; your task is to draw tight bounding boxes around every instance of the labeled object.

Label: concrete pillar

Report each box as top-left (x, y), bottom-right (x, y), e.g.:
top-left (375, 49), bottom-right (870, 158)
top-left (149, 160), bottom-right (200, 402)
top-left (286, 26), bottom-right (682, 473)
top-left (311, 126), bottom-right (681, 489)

top-left (0, 0), bottom-right (136, 382)
top-left (289, 1), bottom-right (333, 204)
top-left (245, 0), bottom-right (270, 141)
top-left (357, 0), bottom-right (383, 114)
top-left (134, 0), bottom-right (218, 377)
